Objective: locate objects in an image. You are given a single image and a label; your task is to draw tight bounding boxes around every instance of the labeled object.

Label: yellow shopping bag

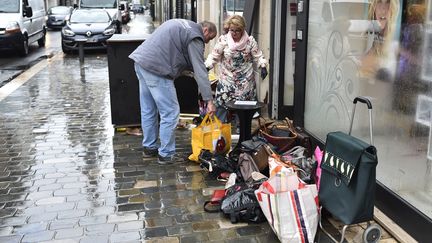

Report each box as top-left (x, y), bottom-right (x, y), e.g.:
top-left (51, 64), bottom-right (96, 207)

top-left (188, 114), bottom-right (231, 162)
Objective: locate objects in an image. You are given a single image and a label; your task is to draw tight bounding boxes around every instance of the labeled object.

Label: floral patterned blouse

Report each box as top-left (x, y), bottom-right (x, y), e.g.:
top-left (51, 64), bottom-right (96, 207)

top-left (205, 34), bottom-right (267, 108)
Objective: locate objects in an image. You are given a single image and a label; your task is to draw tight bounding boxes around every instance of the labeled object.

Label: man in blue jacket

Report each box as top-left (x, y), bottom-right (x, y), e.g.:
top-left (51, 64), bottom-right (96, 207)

top-left (129, 19), bottom-right (217, 165)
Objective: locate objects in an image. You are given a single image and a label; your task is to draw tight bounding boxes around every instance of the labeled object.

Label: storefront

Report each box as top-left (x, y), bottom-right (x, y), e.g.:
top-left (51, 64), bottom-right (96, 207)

top-left (149, 0), bottom-right (431, 240)
top-left (290, 0), bottom-right (431, 240)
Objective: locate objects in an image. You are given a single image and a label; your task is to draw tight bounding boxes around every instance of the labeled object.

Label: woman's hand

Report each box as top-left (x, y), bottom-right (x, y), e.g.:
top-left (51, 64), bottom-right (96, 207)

top-left (261, 67), bottom-right (268, 79)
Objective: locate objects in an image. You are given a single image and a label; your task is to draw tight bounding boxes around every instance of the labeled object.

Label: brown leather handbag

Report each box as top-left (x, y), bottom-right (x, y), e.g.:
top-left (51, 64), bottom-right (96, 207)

top-left (240, 137), bottom-right (271, 172)
top-left (258, 118), bottom-right (297, 153)
top-left (293, 124), bottom-right (313, 158)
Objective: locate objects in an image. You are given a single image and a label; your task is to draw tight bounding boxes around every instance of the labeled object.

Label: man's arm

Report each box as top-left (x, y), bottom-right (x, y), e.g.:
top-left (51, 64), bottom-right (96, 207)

top-left (188, 39), bottom-right (216, 114)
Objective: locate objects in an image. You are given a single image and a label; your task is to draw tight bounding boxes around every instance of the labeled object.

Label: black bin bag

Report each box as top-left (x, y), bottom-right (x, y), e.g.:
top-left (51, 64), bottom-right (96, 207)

top-left (220, 181), bottom-right (266, 224)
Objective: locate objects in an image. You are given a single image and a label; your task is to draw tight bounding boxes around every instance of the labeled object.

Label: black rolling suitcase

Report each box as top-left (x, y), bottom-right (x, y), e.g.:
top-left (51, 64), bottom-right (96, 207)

top-left (318, 96), bottom-right (382, 243)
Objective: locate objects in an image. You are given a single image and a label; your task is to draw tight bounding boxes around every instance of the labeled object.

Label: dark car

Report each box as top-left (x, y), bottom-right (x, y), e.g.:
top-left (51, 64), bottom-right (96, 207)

top-left (61, 9), bottom-right (116, 53)
top-left (46, 6), bottom-right (73, 29)
top-left (131, 4), bottom-right (144, 14)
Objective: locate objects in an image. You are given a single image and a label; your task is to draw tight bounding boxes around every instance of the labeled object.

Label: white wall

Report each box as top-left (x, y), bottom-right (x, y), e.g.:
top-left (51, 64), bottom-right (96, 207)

top-left (254, 0), bottom-right (271, 107)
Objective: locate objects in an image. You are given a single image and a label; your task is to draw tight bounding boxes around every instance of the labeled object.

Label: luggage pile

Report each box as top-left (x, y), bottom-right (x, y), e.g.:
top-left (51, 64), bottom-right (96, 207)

top-left (195, 116), bottom-right (322, 242)
top-left (193, 97), bottom-right (381, 243)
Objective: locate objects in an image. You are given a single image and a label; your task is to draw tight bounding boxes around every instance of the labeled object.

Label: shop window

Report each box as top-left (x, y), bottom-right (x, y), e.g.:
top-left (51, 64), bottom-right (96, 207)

top-left (305, 0), bottom-right (432, 221)
top-left (223, 0), bottom-right (246, 18)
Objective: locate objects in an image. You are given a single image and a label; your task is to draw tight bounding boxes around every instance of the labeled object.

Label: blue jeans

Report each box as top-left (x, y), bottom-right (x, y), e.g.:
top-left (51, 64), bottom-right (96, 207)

top-left (134, 63), bottom-right (180, 157)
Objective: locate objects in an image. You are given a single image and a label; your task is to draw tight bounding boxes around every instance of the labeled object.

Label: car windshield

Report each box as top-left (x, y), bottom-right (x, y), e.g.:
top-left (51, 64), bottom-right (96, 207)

top-left (70, 11), bottom-right (110, 23)
top-left (0, 0), bottom-right (19, 13)
top-left (49, 7), bottom-right (71, 15)
top-left (80, 0), bottom-right (117, 8)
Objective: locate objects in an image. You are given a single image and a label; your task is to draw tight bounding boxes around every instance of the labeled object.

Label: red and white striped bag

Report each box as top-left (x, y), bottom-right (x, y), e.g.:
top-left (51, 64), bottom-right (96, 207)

top-left (255, 169), bottom-right (319, 243)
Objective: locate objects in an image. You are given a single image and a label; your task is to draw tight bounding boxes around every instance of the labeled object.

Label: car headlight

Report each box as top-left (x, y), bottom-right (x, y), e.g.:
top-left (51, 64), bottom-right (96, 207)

top-left (62, 28), bottom-right (75, 37)
top-left (5, 22), bottom-right (21, 34)
top-left (103, 28), bottom-right (115, 36)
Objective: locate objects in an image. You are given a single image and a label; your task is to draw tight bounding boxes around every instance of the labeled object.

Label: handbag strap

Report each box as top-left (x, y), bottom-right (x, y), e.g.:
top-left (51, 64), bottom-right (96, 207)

top-left (200, 113), bottom-right (222, 129)
top-left (257, 117), bottom-right (277, 133)
top-left (200, 113), bottom-right (211, 126)
top-left (257, 117), bottom-right (269, 133)
top-left (284, 118), bottom-right (297, 133)
top-left (283, 146), bottom-right (306, 157)
top-left (212, 115), bottom-right (223, 127)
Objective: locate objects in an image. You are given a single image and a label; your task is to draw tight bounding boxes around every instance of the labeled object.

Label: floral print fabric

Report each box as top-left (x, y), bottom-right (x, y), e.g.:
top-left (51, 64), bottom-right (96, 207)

top-left (205, 34), bottom-right (267, 108)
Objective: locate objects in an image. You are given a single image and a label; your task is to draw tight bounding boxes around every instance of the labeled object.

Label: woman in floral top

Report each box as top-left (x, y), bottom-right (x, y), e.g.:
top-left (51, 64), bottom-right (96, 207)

top-left (205, 15), bottom-right (268, 123)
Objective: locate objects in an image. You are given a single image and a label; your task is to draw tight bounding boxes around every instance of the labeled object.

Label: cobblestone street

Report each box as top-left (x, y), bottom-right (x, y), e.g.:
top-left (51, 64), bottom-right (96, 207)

top-left (0, 53), bottom-right (282, 242)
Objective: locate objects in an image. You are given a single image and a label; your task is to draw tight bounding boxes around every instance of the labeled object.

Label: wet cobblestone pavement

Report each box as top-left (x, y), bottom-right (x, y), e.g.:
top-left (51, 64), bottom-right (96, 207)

top-left (0, 53), bottom-right (398, 243)
top-left (0, 53), bottom-right (281, 243)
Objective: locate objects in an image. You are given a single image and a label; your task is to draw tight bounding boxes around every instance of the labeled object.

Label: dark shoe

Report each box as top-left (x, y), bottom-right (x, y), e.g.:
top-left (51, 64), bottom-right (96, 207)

top-left (142, 147), bottom-right (158, 158)
top-left (157, 154), bottom-right (186, 165)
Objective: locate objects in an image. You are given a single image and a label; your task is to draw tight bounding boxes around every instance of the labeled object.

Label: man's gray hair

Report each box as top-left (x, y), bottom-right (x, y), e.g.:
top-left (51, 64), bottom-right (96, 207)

top-left (200, 21), bottom-right (217, 34)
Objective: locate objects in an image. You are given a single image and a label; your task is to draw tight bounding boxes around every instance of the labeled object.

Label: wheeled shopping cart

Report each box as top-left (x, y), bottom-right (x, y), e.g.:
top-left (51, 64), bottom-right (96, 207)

top-left (318, 96), bottom-right (382, 243)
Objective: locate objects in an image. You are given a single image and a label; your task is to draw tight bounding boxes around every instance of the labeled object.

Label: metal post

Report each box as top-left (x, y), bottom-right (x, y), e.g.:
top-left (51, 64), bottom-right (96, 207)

top-left (76, 38), bottom-right (87, 64)
top-left (75, 38), bottom-right (87, 82)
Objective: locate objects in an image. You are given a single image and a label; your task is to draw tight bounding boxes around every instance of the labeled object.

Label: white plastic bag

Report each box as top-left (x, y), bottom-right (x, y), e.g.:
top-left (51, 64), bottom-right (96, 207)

top-left (255, 169), bottom-right (319, 243)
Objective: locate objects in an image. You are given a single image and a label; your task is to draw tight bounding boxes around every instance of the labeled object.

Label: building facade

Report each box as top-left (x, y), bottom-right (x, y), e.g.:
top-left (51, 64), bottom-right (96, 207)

top-left (150, 0), bottom-right (430, 241)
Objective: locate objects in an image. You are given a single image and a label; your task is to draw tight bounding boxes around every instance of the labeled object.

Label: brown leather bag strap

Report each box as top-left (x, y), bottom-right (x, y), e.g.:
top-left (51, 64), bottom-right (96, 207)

top-left (263, 144), bottom-right (277, 157)
top-left (257, 116), bottom-right (265, 128)
top-left (284, 118), bottom-right (297, 133)
top-left (258, 117), bottom-right (273, 133)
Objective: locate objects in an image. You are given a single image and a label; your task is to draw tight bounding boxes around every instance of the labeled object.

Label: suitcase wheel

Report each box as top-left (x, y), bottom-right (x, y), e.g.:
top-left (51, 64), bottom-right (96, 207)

top-left (362, 224), bottom-right (382, 243)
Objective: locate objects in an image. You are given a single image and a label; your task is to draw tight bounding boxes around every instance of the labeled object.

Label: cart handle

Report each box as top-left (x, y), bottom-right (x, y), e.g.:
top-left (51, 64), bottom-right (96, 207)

top-left (349, 96), bottom-right (374, 145)
top-left (353, 96), bottom-right (372, 109)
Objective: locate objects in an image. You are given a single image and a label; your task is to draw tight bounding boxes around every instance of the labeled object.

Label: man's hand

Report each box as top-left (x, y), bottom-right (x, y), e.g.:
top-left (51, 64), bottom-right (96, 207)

top-left (206, 100), bottom-right (216, 115)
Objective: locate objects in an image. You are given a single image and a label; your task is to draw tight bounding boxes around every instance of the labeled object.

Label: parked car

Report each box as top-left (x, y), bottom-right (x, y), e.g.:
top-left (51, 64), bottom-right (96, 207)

top-left (46, 6), bottom-right (73, 29)
top-left (0, 0), bottom-right (47, 56)
top-left (131, 4), bottom-right (144, 14)
top-left (61, 9), bottom-right (116, 53)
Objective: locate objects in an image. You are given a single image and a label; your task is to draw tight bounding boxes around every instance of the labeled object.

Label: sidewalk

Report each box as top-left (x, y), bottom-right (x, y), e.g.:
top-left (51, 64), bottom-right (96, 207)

top-left (0, 53), bottom-right (398, 242)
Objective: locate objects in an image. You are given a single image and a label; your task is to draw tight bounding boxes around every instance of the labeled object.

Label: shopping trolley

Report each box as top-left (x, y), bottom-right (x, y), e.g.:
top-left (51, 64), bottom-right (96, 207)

top-left (318, 96), bottom-right (382, 243)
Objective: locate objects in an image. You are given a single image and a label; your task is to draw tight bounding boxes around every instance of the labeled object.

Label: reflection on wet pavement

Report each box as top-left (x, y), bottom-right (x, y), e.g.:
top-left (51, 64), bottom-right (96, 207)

top-left (0, 51), bottom-right (282, 242)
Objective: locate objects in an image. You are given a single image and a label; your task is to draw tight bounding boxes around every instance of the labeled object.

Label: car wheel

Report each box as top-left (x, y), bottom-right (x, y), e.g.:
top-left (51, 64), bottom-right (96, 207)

top-left (19, 38), bottom-right (29, 56)
top-left (38, 31), bottom-right (46, 47)
top-left (62, 42), bottom-right (71, 54)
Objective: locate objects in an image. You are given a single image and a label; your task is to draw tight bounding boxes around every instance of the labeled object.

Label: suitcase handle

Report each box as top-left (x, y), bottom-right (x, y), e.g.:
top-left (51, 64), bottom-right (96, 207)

top-left (349, 96), bottom-right (374, 145)
top-left (353, 96), bottom-right (372, 109)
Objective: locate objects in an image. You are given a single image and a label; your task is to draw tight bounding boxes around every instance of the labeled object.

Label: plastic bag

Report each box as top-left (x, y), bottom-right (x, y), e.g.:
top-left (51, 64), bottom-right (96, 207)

top-left (220, 180), bottom-right (266, 224)
top-left (255, 169), bottom-right (319, 243)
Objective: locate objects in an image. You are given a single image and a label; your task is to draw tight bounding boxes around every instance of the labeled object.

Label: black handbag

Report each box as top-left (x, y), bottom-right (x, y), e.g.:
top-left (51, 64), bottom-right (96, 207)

top-left (319, 96), bottom-right (378, 225)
